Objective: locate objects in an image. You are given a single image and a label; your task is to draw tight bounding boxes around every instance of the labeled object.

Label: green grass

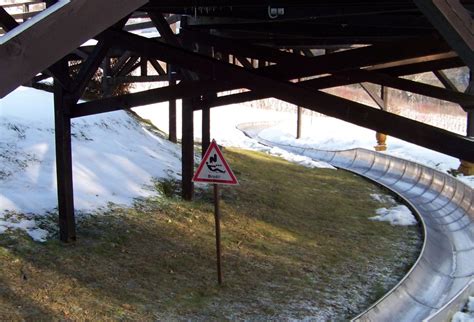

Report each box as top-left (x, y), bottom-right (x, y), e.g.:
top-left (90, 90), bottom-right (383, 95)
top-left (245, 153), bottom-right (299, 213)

top-left (0, 148), bottom-right (421, 320)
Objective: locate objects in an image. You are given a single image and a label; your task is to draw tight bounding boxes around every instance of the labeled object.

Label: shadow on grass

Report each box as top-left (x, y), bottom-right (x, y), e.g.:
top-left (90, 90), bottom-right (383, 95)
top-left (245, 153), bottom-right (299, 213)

top-left (0, 276), bottom-right (56, 320)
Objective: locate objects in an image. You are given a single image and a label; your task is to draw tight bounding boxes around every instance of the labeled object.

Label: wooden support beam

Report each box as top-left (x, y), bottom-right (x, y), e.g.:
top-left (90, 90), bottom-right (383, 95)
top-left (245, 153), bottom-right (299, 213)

top-left (184, 29), bottom-right (452, 80)
top-left (183, 32), bottom-right (472, 106)
top-left (53, 62), bottom-right (76, 243)
top-left (103, 30), bottom-right (474, 162)
top-left (0, 7), bottom-right (73, 92)
top-left (149, 12), bottom-right (199, 80)
top-left (101, 57), bottom-right (111, 97)
top-left (111, 52), bottom-right (132, 75)
top-left (0, 6), bottom-right (19, 31)
top-left (296, 106), bottom-right (302, 139)
top-left (201, 47), bottom-right (214, 155)
top-left (360, 83), bottom-right (385, 109)
top-left (433, 70), bottom-right (458, 91)
top-left (204, 60), bottom-right (469, 111)
top-left (202, 96), bottom-right (211, 156)
top-left (469, 112), bottom-right (474, 137)
top-left (467, 73), bottom-right (474, 137)
top-left (150, 59), bottom-right (166, 75)
top-left (168, 65), bottom-right (177, 143)
top-left (0, 0), bottom-right (148, 98)
top-left (150, 13), bottom-right (199, 199)
top-left (117, 56), bottom-right (139, 77)
top-left (414, 0), bottom-right (474, 71)
top-left (378, 56), bottom-right (464, 76)
top-left (333, 69), bottom-right (474, 107)
top-left (111, 75), bottom-right (171, 83)
top-left (140, 57), bottom-right (148, 76)
top-left (235, 56), bottom-right (253, 69)
top-left (182, 97), bottom-right (194, 201)
top-left (72, 79), bottom-right (221, 118)
top-left (71, 39), bottom-right (110, 101)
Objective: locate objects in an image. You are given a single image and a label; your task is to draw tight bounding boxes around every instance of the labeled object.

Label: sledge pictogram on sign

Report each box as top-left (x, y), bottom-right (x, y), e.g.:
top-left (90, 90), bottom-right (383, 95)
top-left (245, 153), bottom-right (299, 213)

top-left (193, 140), bottom-right (238, 185)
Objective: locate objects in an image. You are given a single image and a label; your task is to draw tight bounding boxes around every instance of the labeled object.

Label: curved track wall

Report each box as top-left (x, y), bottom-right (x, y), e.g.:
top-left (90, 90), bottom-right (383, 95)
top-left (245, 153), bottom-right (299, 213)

top-left (237, 122), bottom-right (474, 321)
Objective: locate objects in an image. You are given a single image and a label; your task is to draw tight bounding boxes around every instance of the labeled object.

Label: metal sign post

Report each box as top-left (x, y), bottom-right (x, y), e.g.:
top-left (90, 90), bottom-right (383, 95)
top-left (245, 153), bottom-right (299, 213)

top-left (213, 184), bottom-right (223, 285)
top-left (193, 140), bottom-right (238, 285)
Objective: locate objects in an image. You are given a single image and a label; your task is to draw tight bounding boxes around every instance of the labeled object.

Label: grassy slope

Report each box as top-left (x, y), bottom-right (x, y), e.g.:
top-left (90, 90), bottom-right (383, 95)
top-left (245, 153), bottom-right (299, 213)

top-left (0, 148), bottom-right (421, 320)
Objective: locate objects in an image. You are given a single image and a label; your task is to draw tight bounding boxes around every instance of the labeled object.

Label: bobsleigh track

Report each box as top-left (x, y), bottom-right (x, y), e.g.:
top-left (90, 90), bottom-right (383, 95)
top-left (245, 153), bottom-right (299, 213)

top-left (237, 122), bottom-right (474, 321)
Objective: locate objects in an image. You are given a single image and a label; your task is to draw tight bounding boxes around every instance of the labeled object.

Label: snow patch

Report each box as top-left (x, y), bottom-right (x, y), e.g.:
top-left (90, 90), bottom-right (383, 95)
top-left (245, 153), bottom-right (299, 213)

top-left (369, 205), bottom-right (417, 226)
top-left (452, 312), bottom-right (474, 322)
top-left (452, 297), bottom-right (474, 322)
top-left (370, 193), bottom-right (396, 204)
top-left (0, 213), bottom-right (49, 242)
top-left (269, 147), bottom-right (335, 169)
top-left (1, 87), bottom-right (181, 241)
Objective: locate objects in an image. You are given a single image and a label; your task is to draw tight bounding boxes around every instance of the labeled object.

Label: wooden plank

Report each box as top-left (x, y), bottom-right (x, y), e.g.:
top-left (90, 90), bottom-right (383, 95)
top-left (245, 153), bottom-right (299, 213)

top-left (0, 0), bottom-right (148, 98)
top-left (415, 0), bottom-right (474, 70)
top-left (181, 97), bottom-right (194, 201)
top-left (72, 79), bottom-right (222, 118)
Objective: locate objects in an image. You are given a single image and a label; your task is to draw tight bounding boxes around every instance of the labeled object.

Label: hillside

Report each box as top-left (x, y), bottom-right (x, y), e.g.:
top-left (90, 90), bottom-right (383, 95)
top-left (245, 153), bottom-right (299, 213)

top-left (0, 87), bottom-right (181, 240)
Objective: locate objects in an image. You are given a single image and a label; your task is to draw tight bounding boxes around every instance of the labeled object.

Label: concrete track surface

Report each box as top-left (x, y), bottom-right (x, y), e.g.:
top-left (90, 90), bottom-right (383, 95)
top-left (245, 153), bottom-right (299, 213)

top-left (237, 122), bottom-right (474, 321)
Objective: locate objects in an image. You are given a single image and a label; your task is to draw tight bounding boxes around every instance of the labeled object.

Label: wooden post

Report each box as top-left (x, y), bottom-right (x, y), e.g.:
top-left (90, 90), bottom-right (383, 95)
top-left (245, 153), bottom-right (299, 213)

top-left (468, 111), bottom-right (474, 137)
top-left (168, 64), bottom-right (177, 143)
top-left (101, 56), bottom-right (111, 97)
top-left (182, 97), bottom-right (194, 201)
top-left (296, 106), bottom-right (302, 139)
top-left (375, 85), bottom-right (389, 151)
top-left (294, 64), bottom-right (302, 139)
top-left (201, 45), bottom-right (216, 156)
top-left (140, 56), bottom-right (148, 76)
top-left (214, 184), bottom-right (223, 285)
top-left (54, 68), bottom-right (76, 243)
top-left (202, 100), bottom-right (211, 156)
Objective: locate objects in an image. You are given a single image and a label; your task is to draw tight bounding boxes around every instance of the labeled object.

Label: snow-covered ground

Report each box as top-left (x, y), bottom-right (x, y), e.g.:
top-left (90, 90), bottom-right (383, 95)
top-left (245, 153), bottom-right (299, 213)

top-left (452, 296), bottom-right (474, 322)
top-left (1, 87), bottom-right (181, 240)
top-left (257, 118), bottom-right (474, 188)
top-left (0, 86), bottom-right (471, 239)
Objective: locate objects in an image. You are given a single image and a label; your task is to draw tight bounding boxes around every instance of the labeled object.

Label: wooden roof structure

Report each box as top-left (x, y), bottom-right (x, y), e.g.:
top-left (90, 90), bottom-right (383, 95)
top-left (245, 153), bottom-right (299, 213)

top-left (0, 0), bottom-right (473, 241)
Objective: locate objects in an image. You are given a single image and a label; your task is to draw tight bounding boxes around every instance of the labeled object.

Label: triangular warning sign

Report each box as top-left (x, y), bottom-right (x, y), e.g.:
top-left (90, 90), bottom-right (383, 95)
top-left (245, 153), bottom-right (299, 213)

top-left (193, 140), bottom-right (238, 185)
